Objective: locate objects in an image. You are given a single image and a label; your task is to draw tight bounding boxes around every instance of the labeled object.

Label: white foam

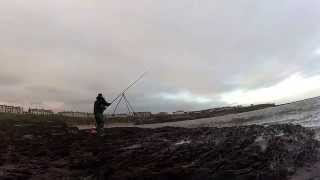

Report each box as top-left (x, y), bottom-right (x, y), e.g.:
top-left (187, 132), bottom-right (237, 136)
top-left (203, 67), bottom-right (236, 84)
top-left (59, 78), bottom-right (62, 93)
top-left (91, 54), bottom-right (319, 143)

top-left (175, 140), bottom-right (191, 146)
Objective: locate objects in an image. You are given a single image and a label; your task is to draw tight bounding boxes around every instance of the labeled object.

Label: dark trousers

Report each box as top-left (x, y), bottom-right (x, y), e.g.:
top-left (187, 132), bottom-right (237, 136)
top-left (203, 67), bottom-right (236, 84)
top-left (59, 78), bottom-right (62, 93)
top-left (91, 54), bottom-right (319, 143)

top-left (95, 113), bottom-right (104, 135)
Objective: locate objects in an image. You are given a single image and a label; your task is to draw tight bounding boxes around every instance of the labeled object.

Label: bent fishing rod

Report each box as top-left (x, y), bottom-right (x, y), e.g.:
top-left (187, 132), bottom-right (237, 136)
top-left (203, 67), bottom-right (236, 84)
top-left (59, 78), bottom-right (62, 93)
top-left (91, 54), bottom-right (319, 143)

top-left (109, 72), bottom-right (147, 105)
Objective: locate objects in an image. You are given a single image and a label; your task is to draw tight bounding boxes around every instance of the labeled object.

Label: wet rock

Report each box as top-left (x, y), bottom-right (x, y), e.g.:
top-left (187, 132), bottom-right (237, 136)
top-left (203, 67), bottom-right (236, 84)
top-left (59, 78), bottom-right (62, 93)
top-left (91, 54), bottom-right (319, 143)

top-left (0, 118), bottom-right (319, 180)
top-left (22, 134), bottom-right (34, 140)
top-left (121, 144), bottom-right (141, 150)
top-left (175, 140), bottom-right (191, 146)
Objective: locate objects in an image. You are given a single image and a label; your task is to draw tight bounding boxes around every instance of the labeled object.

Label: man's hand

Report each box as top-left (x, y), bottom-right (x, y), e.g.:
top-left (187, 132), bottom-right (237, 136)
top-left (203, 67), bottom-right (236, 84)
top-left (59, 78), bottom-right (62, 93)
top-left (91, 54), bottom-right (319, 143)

top-left (107, 102), bottom-right (112, 107)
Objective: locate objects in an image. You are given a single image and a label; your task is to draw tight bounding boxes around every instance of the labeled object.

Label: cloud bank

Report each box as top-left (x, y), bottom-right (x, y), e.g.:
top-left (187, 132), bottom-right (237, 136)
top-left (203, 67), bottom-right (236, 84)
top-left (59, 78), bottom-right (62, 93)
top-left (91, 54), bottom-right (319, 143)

top-left (1, 0), bottom-right (320, 113)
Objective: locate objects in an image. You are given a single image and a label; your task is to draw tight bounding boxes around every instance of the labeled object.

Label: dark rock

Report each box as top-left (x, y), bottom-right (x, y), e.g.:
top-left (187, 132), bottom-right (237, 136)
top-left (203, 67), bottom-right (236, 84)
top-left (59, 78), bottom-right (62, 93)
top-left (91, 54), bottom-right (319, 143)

top-left (0, 117), bottom-right (319, 180)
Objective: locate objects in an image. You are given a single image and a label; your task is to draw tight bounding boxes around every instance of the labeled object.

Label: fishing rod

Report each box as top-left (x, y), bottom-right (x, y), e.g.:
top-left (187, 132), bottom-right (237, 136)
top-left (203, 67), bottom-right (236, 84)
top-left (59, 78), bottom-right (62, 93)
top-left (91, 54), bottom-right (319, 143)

top-left (110, 72), bottom-right (147, 105)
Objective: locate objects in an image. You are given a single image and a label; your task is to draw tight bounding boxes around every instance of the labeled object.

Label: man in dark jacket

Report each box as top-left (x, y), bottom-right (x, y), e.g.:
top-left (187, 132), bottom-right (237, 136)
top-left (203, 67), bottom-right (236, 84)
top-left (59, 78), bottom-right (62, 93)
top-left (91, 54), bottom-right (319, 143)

top-left (94, 93), bottom-right (111, 136)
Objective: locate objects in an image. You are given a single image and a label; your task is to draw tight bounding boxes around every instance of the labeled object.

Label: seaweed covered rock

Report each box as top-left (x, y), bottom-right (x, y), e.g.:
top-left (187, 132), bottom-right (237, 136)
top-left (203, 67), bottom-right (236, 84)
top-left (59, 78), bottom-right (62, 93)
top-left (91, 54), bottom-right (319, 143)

top-left (100, 124), bottom-right (319, 180)
top-left (0, 117), bottom-right (319, 180)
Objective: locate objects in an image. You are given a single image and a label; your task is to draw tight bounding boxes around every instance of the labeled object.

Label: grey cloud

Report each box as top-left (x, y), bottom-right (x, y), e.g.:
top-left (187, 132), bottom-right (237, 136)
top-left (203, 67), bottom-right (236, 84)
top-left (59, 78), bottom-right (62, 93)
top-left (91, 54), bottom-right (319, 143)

top-left (1, 0), bottom-right (320, 112)
top-left (0, 73), bottom-right (23, 86)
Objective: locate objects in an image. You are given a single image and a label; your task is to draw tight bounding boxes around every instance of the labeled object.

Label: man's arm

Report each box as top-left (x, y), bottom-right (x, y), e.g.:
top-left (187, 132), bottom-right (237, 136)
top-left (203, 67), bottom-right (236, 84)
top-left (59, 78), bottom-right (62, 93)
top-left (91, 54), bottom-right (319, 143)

top-left (102, 98), bottom-right (111, 107)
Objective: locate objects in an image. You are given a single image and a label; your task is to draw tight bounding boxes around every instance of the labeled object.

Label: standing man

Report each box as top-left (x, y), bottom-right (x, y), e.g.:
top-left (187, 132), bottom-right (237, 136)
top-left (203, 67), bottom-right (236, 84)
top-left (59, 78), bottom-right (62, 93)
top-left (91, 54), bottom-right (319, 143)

top-left (94, 93), bottom-right (111, 136)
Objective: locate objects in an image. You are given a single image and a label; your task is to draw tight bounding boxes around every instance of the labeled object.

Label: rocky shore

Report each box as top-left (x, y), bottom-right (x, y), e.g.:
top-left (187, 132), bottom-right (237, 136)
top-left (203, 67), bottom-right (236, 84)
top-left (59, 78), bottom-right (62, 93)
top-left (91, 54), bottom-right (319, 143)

top-left (0, 117), bottom-right (319, 180)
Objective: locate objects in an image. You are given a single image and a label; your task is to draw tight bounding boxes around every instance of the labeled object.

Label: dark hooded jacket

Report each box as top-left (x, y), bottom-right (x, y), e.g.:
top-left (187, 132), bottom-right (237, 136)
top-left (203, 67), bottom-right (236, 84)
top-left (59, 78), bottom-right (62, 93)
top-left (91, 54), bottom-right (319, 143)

top-left (94, 95), bottom-right (111, 114)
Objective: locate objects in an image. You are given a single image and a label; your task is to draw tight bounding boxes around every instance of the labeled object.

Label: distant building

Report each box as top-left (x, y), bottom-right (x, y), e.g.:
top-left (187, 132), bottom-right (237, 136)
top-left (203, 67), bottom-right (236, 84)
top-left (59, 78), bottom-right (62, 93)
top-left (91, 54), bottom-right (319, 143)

top-left (209, 107), bottom-right (234, 112)
top-left (189, 110), bottom-right (202, 115)
top-left (0, 105), bottom-right (23, 114)
top-left (173, 110), bottom-right (185, 115)
top-left (134, 112), bottom-right (152, 118)
top-left (109, 113), bottom-right (130, 118)
top-left (153, 112), bottom-right (169, 117)
top-left (28, 108), bottom-right (53, 115)
top-left (157, 112), bottom-right (169, 115)
top-left (58, 111), bottom-right (94, 118)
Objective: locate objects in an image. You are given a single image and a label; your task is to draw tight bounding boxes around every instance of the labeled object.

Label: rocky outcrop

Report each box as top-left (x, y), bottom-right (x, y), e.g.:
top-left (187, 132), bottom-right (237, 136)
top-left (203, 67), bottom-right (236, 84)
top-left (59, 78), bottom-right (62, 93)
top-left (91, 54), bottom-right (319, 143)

top-left (0, 118), bottom-right (319, 180)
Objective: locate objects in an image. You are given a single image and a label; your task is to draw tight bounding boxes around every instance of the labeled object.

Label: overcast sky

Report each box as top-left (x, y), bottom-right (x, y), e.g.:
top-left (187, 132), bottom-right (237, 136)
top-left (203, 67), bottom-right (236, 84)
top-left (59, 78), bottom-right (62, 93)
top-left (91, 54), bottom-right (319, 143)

top-left (1, 0), bottom-right (320, 113)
